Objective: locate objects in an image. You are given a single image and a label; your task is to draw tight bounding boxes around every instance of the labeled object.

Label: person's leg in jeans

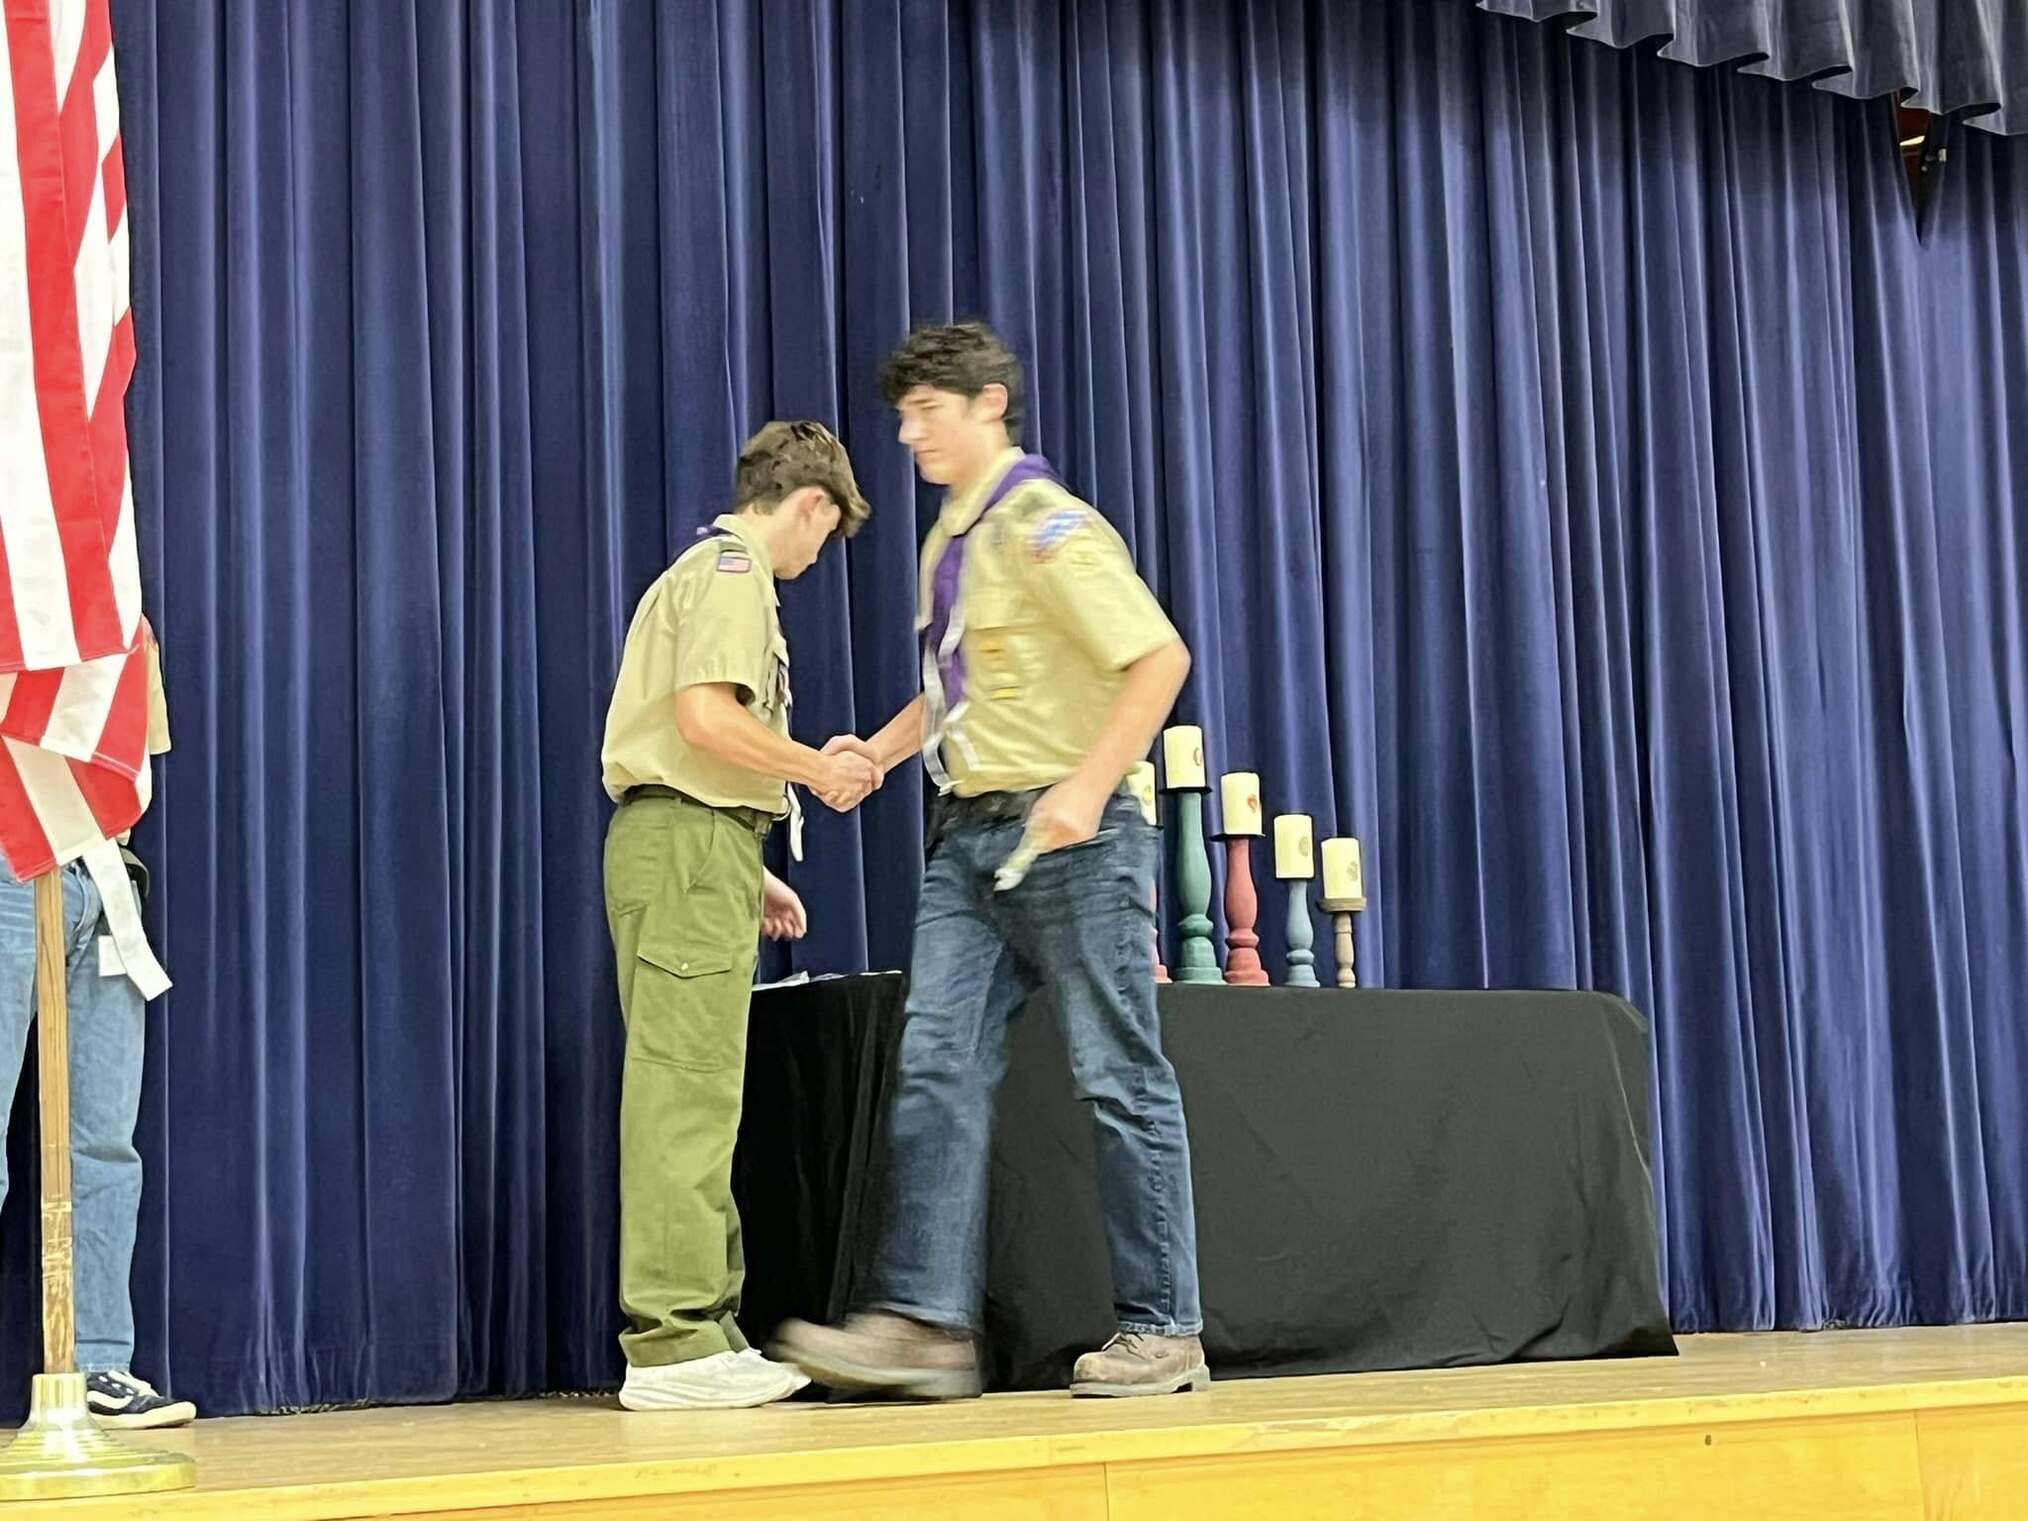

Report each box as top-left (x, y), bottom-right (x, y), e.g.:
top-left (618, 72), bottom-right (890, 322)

top-left (866, 820), bottom-right (1034, 1326)
top-left (772, 819), bottom-right (1033, 1397)
top-left (0, 862), bottom-right (191, 1425)
top-left (1001, 800), bottom-right (1207, 1394)
top-left (0, 874), bottom-right (38, 1226)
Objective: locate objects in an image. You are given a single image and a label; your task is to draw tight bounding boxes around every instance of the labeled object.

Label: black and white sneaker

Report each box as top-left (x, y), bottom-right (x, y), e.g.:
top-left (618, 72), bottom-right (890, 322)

top-left (86, 1370), bottom-right (196, 1429)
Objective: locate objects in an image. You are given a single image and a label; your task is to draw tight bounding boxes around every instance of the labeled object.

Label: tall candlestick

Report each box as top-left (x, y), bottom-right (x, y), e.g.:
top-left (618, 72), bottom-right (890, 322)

top-left (1285, 881), bottom-right (1319, 988)
top-left (1171, 791), bottom-right (1220, 984)
top-left (1220, 837), bottom-right (1268, 985)
top-left (1162, 725), bottom-right (1206, 790)
top-left (1136, 764), bottom-right (1168, 984)
top-left (1274, 814), bottom-right (1317, 987)
top-left (1320, 836), bottom-right (1366, 990)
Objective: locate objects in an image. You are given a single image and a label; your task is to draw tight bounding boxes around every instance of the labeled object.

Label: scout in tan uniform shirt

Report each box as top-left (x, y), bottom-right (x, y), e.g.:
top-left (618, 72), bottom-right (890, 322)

top-left (600, 421), bottom-right (878, 1411)
top-left (908, 455), bottom-right (1178, 799)
top-left (776, 323), bottom-right (1208, 1402)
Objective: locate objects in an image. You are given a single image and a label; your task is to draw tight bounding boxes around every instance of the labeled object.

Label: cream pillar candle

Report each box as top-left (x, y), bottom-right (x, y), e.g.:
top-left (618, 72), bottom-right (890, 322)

top-left (1273, 814), bottom-right (1314, 879)
top-left (1321, 837), bottom-right (1365, 907)
top-left (1218, 772), bottom-right (1263, 836)
top-left (1126, 762), bottom-right (1158, 825)
top-left (1162, 725), bottom-right (1206, 790)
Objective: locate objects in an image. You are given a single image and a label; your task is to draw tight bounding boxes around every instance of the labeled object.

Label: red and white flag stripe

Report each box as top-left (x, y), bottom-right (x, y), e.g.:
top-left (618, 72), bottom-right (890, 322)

top-left (0, 0), bottom-right (163, 994)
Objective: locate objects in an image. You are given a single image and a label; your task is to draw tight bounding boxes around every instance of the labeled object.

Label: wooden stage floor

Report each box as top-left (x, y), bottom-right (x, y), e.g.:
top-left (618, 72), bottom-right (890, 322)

top-left (13, 1326), bottom-right (2028, 1519)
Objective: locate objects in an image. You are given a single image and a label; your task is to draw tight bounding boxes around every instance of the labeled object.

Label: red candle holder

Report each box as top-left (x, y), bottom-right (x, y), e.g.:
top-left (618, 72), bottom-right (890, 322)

top-left (1220, 835), bottom-right (1269, 986)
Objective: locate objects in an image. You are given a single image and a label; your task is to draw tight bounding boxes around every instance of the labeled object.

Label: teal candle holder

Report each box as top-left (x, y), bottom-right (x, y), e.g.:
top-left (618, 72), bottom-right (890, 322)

top-left (1171, 790), bottom-right (1221, 985)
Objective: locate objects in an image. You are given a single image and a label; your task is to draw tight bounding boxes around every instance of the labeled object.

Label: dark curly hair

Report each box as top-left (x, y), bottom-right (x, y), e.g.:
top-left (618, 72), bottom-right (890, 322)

top-left (878, 321), bottom-right (1025, 444)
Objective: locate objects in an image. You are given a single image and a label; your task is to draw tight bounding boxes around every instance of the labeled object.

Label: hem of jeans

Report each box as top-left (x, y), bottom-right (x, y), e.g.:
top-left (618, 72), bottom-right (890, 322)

top-left (1116, 1319), bottom-right (1204, 1337)
top-left (862, 1299), bottom-right (976, 1335)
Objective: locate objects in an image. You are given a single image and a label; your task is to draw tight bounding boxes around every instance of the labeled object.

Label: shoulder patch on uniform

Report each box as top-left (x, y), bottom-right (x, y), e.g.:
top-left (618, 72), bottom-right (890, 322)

top-left (716, 547), bottom-right (752, 574)
top-left (1003, 480), bottom-right (1073, 519)
top-left (1028, 506), bottom-right (1089, 563)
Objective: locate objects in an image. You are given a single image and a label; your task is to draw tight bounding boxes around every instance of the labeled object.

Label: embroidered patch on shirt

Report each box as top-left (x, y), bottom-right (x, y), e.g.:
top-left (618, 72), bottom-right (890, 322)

top-left (716, 548), bottom-right (752, 574)
top-left (1028, 507), bottom-right (1087, 563)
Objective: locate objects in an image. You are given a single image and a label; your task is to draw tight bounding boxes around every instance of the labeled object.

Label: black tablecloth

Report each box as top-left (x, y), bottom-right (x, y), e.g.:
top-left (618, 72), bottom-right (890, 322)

top-left (733, 977), bottom-right (1675, 1389)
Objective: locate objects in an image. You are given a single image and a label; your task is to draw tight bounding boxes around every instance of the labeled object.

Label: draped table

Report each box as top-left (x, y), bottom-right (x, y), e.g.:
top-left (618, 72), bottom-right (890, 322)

top-left (732, 976), bottom-right (1674, 1389)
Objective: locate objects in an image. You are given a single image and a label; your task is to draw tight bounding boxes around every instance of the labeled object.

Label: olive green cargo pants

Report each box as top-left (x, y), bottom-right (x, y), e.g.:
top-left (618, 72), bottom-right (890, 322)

top-left (604, 793), bottom-right (764, 1367)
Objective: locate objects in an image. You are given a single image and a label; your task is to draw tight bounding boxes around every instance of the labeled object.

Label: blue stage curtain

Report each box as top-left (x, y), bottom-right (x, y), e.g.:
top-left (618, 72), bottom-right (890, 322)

top-left (0, 0), bottom-right (2021, 1416)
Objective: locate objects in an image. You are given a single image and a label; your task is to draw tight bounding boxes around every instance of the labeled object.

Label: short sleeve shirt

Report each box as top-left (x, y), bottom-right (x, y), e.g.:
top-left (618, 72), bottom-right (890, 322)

top-left (919, 451), bottom-right (1178, 796)
top-left (601, 514), bottom-right (791, 812)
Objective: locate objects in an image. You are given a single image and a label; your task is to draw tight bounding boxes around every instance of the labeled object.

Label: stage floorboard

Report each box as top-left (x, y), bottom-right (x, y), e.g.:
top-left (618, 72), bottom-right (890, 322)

top-left (12, 1326), bottom-right (2028, 1518)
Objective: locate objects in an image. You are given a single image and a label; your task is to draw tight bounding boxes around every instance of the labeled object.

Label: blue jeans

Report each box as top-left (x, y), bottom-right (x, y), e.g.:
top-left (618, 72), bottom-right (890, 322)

top-left (0, 861), bottom-right (146, 1373)
top-left (867, 794), bottom-right (1203, 1337)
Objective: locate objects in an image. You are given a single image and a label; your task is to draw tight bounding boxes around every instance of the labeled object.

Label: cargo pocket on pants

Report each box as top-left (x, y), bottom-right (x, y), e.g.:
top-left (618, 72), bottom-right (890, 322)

top-left (630, 943), bottom-right (743, 1073)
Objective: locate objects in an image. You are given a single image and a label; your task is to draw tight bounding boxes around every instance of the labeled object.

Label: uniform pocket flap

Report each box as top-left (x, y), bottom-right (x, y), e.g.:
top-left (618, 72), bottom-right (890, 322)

top-left (638, 943), bottom-right (734, 980)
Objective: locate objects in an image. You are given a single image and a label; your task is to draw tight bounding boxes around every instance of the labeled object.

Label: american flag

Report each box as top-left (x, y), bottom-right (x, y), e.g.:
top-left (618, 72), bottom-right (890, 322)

top-left (0, 0), bottom-right (165, 994)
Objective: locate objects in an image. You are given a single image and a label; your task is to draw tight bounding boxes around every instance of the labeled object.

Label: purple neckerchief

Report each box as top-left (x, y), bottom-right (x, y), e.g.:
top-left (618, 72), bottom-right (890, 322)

top-left (924, 454), bottom-right (1062, 712)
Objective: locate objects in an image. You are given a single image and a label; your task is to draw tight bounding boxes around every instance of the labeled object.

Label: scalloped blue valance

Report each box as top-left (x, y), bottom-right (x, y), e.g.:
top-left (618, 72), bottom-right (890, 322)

top-left (1482, 0), bottom-right (2027, 132)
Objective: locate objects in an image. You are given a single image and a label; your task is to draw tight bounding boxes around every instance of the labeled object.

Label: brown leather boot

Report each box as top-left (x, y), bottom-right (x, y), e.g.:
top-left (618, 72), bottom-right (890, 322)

top-left (770, 1312), bottom-right (981, 1401)
top-left (1070, 1332), bottom-right (1211, 1397)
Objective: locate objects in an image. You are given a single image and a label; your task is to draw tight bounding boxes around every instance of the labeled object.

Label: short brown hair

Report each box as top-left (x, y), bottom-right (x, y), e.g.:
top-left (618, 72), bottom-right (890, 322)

top-left (733, 420), bottom-right (869, 538)
top-left (879, 322), bottom-right (1025, 444)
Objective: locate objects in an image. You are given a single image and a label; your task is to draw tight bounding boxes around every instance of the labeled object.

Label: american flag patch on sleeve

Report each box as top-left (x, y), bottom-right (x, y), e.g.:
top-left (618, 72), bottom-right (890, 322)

top-left (716, 548), bottom-right (752, 574)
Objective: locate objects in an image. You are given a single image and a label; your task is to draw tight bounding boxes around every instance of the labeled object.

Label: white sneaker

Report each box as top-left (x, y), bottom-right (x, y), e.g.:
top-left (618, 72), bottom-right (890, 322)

top-left (620, 1349), bottom-right (809, 1410)
top-left (86, 1370), bottom-right (196, 1429)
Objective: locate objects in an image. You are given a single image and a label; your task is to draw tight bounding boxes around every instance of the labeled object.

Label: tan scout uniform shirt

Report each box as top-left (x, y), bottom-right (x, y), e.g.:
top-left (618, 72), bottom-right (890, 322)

top-left (602, 514), bottom-right (791, 814)
top-left (921, 449), bottom-right (1178, 797)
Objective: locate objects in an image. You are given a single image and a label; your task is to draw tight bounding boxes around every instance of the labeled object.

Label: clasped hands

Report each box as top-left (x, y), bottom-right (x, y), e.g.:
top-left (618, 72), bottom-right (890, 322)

top-left (811, 734), bottom-right (885, 811)
top-left (765, 736), bottom-right (879, 945)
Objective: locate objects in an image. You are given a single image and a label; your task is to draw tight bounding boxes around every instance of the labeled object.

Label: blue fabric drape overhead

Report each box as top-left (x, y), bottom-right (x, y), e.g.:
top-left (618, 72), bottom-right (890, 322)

top-left (0, 0), bottom-right (2022, 1416)
top-left (1486, 0), bottom-right (2028, 135)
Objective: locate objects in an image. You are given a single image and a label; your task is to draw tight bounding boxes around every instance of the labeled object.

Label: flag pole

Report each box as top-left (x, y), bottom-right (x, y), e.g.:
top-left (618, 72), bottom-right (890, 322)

top-left (0, 868), bottom-right (193, 1499)
top-left (35, 867), bottom-right (76, 1378)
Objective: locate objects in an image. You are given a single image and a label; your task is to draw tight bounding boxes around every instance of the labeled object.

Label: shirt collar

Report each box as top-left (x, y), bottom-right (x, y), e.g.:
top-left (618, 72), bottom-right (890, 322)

top-left (712, 513), bottom-right (779, 602)
top-left (937, 448), bottom-right (1025, 537)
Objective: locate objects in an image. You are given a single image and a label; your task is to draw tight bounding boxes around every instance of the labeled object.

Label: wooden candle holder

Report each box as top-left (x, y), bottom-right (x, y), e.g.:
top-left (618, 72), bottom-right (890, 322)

top-left (1320, 895), bottom-right (1365, 989)
top-left (1219, 836), bottom-right (1268, 985)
